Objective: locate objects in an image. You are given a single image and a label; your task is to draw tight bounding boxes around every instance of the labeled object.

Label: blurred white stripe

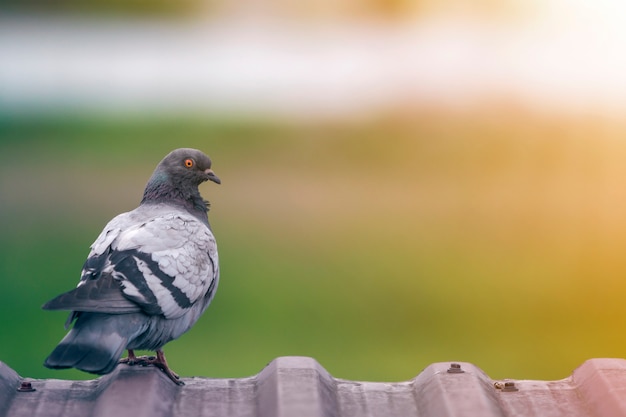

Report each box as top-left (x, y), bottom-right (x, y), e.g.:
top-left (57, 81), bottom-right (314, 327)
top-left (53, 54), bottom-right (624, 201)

top-left (1, 12), bottom-right (626, 118)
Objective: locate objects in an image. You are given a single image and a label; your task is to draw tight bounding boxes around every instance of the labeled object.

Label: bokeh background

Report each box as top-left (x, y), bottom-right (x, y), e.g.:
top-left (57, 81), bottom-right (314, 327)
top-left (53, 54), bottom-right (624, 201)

top-left (2, 0), bottom-right (626, 383)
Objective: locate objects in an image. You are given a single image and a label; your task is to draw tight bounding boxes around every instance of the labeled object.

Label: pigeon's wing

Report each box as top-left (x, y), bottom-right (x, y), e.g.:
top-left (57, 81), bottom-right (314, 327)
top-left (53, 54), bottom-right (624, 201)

top-left (42, 213), bottom-right (140, 314)
top-left (109, 211), bottom-right (218, 319)
top-left (43, 209), bottom-right (218, 320)
top-left (42, 272), bottom-right (141, 313)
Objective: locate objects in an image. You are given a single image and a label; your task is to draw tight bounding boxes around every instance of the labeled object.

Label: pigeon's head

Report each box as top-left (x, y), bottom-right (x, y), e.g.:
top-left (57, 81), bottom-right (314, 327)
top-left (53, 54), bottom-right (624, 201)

top-left (142, 148), bottom-right (220, 209)
top-left (157, 148), bottom-right (221, 186)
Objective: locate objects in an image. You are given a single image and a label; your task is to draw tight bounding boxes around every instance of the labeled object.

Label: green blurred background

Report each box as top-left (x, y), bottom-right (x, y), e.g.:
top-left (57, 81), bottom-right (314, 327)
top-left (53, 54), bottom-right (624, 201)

top-left (2, 112), bottom-right (626, 383)
top-left (2, 0), bottom-right (626, 383)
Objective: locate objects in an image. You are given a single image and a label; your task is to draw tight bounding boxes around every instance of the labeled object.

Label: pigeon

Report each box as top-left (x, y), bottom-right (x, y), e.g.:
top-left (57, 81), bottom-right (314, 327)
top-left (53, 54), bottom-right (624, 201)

top-left (42, 148), bottom-right (221, 385)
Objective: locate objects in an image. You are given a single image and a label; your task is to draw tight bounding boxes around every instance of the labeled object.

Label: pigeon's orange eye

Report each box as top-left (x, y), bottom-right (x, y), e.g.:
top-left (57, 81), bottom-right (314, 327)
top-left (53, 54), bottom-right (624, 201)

top-left (184, 158), bottom-right (194, 168)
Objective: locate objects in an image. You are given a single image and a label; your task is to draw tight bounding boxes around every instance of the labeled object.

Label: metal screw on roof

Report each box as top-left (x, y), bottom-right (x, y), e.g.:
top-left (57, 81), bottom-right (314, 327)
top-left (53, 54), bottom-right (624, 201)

top-left (447, 363), bottom-right (465, 373)
top-left (501, 381), bottom-right (519, 392)
top-left (17, 381), bottom-right (36, 392)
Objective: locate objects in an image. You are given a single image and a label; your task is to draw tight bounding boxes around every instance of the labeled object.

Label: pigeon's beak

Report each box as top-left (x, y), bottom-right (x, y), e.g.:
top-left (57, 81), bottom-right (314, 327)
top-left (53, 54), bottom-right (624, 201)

top-left (205, 168), bottom-right (221, 184)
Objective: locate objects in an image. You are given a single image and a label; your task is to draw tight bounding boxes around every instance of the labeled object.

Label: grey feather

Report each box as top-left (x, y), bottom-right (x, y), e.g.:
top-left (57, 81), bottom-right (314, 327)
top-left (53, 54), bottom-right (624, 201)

top-left (43, 148), bottom-right (221, 378)
top-left (44, 313), bottom-right (144, 374)
top-left (42, 272), bottom-right (141, 315)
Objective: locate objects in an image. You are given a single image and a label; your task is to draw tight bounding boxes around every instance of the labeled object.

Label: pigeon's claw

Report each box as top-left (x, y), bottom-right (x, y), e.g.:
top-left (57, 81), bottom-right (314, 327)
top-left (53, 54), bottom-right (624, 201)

top-left (118, 349), bottom-right (138, 366)
top-left (120, 349), bottom-right (183, 385)
top-left (151, 350), bottom-right (183, 385)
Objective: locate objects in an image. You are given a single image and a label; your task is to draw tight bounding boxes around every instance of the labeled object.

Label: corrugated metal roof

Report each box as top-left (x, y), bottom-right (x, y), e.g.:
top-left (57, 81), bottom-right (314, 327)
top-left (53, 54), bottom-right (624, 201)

top-left (2, 356), bottom-right (626, 417)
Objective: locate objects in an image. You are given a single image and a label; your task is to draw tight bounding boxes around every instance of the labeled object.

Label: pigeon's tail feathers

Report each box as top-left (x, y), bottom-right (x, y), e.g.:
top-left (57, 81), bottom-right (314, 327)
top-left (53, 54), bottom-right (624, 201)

top-left (44, 338), bottom-right (125, 375)
top-left (44, 313), bottom-right (131, 375)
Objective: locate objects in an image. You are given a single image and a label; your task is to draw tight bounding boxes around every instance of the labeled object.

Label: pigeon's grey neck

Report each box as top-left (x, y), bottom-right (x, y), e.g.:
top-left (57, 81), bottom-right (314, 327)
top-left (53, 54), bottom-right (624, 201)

top-left (140, 171), bottom-right (210, 224)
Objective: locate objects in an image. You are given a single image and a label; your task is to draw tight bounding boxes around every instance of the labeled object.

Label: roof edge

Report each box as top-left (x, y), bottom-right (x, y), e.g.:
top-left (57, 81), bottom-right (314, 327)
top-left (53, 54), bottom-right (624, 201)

top-left (572, 358), bottom-right (626, 417)
top-left (0, 361), bottom-right (21, 409)
top-left (412, 361), bottom-right (505, 417)
top-left (256, 356), bottom-right (339, 417)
